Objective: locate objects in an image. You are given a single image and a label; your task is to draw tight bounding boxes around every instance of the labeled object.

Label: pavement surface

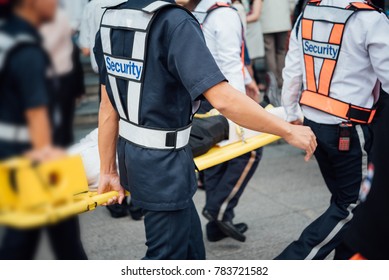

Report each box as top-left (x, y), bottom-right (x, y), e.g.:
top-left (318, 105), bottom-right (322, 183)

top-left (30, 139), bottom-right (331, 260)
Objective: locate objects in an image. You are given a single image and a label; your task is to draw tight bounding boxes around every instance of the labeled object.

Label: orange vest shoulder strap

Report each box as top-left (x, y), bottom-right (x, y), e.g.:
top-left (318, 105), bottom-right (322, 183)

top-left (214, 2), bottom-right (231, 7)
top-left (347, 2), bottom-right (379, 11)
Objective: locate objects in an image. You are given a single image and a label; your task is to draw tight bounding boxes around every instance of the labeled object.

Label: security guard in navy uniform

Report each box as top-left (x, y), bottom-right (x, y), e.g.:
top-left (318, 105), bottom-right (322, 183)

top-left (0, 0), bottom-right (87, 260)
top-left (95, 0), bottom-right (317, 260)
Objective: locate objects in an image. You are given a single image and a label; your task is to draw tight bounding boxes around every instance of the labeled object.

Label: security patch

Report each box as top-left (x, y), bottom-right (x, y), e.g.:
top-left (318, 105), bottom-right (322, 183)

top-left (303, 40), bottom-right (340, 60)
top-left (104, 55), bottom-right (143, 81)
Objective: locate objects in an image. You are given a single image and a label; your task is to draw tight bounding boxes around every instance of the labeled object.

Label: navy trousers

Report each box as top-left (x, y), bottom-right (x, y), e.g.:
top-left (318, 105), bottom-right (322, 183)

top-left (275, 118), bottom-right (372, 260)
top-left (142, 200), bottom-right (205, 260)
top-left (203, 149), bottom-right (262, 222)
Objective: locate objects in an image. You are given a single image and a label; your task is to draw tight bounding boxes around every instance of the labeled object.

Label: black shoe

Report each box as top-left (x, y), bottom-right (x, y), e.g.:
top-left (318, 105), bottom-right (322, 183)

top-left (106, 203), bottom-right (129, 219)
top-left (216, 220), bottom-right (246, 242)
top-left (128, 200), bottom-right (144, 221)
top-left (235, 222), bottom-right (248, 234)
top-left (202, 208), bottom-right (216, 222)
top-left (207, 222), bottom-right (248, 242)
top-left (129, 207), bottom-right (144, 221)
top-left (203, 209), bottom-right (247, 242)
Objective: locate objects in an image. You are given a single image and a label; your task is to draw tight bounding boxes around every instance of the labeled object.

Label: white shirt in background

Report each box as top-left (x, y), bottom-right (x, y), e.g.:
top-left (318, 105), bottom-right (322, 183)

top-left (79, 0), bottom-right (125, 73)
top-left (260, 0), bottom-right (292, 34)
top-left (282, 0), bottom-right (389, 124)
top-left (59, 0), bottom-right (89, 32)
top-left (194, 0), bottom-right (251, 93)
top-left (40, 9), bottom-right (74, 76)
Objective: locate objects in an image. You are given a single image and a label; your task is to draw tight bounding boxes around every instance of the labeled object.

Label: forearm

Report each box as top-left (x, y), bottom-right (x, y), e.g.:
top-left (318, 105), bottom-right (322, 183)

top-left (25, 107), bottom-right (52, 149)
top-left (204, 82), bottom-right (292, 138)
top-left (98, 85), bottom-right (119, 174)
top-left (246, 14), bottom-right (258, 23)
top-left (246, 0), bottom-right (262, 23)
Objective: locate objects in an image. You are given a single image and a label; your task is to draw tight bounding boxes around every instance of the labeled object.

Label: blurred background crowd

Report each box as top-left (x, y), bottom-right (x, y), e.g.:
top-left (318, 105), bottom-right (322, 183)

top-left (2, 0), bottom-right (388, 144)
top-left (0, 0), bottom-right (388, 260)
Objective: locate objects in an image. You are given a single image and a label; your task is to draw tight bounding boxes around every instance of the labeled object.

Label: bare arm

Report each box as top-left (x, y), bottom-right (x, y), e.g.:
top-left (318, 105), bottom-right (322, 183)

top-left (25, 107), bottom-right (52, 149)
top-left (98, 85), bottom-right (125, 204)
top-left (81, 47), bottom-right (91, 57)
top-left (204, 82), bottom-right (317, 161)
top-left (99, 85), bottom-right (119, 173)
top-left (24, 107), bottom-right (67, 161)
top-left (246, 0), bottom-right (262, 23)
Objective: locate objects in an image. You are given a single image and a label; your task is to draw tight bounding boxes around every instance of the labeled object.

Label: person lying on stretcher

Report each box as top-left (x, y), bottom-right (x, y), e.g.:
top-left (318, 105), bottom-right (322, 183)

top-left (67, 107), bottom-right (292, 191)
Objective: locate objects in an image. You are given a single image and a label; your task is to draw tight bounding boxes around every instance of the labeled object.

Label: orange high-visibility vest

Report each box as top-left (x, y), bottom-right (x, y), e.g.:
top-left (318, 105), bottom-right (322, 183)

top-left (299, 0), bottom-right (379, 124)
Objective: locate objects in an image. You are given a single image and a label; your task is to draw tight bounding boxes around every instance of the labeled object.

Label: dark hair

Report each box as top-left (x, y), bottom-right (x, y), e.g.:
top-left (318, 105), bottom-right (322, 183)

top-left (0, 0), bottom-right (23, 19)
top-left (0, 6), bottom-right (10, 20)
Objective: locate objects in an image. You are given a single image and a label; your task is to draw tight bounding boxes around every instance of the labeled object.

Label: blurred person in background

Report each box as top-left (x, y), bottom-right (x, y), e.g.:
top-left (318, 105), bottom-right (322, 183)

top-left (79, 0), bottom-right (124, 74)
top-left (0, 0), bottom-right (87, 260)
top-left (58, 0), bottom-right (89, 35)
top-left (232, 0), bottom-right (261, 102)
top-left (261, 0), bottom-right (292, 90)
top-left (40, 8), bottom-right (85, 147)
top-left (243, 0), bottom-right (266, 94)
top-left (232, 0), bottom-right (261, 103)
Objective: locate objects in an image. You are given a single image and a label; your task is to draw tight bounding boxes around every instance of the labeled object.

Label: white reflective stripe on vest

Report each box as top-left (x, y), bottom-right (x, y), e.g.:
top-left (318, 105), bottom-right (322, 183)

top-left (119, 119), bottom-right (192, 150)
top-left (0, 122), bottom-right (30, 143)
top-left (132, 32), bottom-right (147, 60)
top-left (303, 5), bottom-right (354, 23)
top-left (101, 26), bottom-right (127, 120)
top-left (101, 1), bottom-right (192, 148)
top-left (100, 9), bottom-right (152, 125)
top-left (142, 1), bottom-right (171, 13)
top-left (102, 9), bottom-right (154, 30)
top-left (108, 75), bottom-right (127, 119)
top-left (127, 81), bottom-right (141, 124)
top-left (100, 27), bottom-right (112, 54)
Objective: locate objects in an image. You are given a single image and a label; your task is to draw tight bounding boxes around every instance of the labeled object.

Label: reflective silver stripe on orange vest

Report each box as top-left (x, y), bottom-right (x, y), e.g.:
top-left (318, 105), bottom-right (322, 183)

top-left (303, 5), bottom-right (354, 23)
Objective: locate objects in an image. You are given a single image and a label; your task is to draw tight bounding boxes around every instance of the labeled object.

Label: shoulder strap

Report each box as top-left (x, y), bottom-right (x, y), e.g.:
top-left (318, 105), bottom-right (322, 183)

top-left (0, 32), bottom-right (36, 73)
top-left (202, 2), bottom-right (246, 77)
top-left (142, 0), bottom-right (174, 13)
top-left (347, 1), bottom-right (381, 11)
top-left (205, 2), bottom-right (236, 23)
top-left (100, 1), bottom-right (197, 125)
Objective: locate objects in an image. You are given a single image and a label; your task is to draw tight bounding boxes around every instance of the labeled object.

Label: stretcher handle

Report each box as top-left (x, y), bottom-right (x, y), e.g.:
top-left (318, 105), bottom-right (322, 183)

top-left (89, 190), bottom-right (130, 206)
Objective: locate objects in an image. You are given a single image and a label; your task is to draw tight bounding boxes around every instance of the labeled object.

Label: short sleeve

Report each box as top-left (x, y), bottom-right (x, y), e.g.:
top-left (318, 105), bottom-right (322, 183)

top-left (78, 6), bottom-right (91, 49)
top-left (11, 47), bottom-right (49, 110)
top-left (166, 17), bottom-right (226, 101)
top-left (93, 30), bottom-right (107, 85)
